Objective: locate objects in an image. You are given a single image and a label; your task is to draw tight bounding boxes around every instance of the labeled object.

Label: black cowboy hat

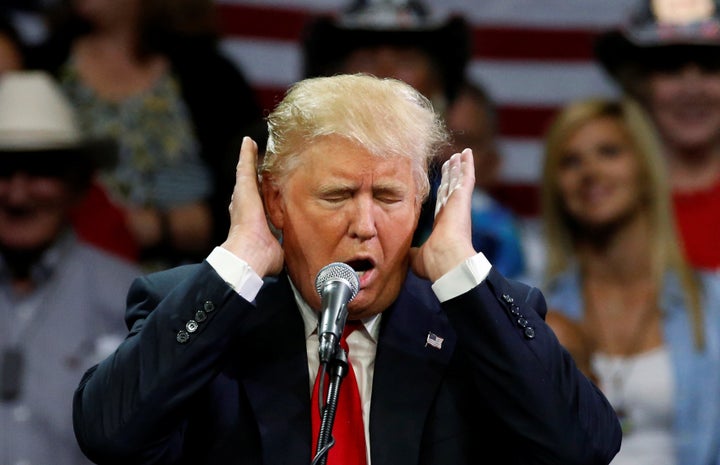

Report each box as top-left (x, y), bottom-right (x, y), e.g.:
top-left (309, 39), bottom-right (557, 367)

top-left (595, 0), bottom-right (720, 88)
top-left (301, 0), bottom-right (471, 103)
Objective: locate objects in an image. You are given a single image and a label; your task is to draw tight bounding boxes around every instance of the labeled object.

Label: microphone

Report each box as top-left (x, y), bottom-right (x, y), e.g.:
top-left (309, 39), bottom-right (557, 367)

top-left (315, 262), bottom-right (360, 364)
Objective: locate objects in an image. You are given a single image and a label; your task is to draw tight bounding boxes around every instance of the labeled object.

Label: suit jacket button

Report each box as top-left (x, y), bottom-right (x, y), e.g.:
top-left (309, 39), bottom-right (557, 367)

top-left (524, 327), bottom-right (536, 339)
top-left (203, 301), bottom-right (215, 312)
top-left (186, 320), bottom-right (199, 333)
top-left (176, 330), bottom-right (190, 343)
top-left (195, 310), bottom-right (207, 322)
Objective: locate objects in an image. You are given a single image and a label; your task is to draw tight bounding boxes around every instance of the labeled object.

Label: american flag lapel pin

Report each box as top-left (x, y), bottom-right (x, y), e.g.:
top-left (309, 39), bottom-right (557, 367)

top-left (425, 332), bottom-right (444, 350)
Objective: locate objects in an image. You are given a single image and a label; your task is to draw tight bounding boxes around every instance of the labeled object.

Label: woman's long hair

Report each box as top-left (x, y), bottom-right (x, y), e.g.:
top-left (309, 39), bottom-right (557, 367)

top-left (541, 97), bottom-right (704, 348)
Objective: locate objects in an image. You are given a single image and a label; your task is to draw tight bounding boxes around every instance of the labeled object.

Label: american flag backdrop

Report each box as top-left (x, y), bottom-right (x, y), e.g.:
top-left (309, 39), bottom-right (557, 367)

top-left (215, 0), bottom-right (640, 218)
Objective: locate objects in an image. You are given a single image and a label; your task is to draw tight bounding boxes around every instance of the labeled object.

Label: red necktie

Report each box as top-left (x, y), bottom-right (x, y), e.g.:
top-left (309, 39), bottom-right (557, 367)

top-left (311, 322), bottom-right (368, 465)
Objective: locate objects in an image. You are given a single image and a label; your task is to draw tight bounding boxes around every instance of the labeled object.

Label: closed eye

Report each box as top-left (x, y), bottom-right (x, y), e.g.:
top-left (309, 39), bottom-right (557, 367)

top-left (373, 186), bottom-right (407, 204)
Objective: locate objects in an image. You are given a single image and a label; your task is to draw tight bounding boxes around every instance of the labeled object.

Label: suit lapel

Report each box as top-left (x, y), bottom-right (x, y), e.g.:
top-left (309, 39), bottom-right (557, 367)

top-left (240, 275), bottom-right (313, 465)
top-left (370, 274), bottom-right (456, 465)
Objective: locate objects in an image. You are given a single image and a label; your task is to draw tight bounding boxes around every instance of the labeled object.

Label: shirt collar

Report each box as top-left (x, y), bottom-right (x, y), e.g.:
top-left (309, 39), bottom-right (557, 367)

top-left (0, 228), bottom-right (75, 285)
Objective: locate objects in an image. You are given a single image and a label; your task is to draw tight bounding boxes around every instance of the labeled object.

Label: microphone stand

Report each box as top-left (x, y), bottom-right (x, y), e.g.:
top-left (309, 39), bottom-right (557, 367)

top-left (311, 346), bottom-right (349, 465)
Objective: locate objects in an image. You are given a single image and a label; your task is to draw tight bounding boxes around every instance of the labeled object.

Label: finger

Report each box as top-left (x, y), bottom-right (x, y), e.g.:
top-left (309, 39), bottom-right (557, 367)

top-left (435, 150), bottom-right (468, 217)
top-left (447, 152), bottom-right (462, 195)
top-left (459, 148), bottom-right (475, 188)
top-left (230, 137), bottom-right (259, 211)
top-left (434, 156), bottom-right (451, 217)
top-left (236, 136), bottom-right (259, 177)
top-left (446, 148), bottom-right (475, 198)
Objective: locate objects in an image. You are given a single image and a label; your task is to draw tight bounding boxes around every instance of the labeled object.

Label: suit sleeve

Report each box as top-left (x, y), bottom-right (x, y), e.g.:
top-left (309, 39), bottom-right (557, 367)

top-left (73, 262), bottom-right (253, 465)
top-left (443, 269), bottom-right (621, 465)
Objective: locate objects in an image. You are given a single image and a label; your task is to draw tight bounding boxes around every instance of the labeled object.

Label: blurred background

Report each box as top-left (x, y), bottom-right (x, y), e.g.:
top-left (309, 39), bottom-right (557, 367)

top-left (4, 0), bottom-right (645, 282)
top-left (7, 0), bottom-right (639, 219)
top-left (212, 0), bottom-right (637, 218)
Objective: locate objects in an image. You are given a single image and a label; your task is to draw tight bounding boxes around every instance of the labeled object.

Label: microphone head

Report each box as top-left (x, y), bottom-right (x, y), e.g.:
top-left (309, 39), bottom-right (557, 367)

top-left (314, 262), bottom-right (360, 300)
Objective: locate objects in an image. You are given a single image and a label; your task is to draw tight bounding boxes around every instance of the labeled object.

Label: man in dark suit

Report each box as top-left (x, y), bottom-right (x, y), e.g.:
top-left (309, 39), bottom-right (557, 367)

top-left (72, 74), bottom-right (621, 465)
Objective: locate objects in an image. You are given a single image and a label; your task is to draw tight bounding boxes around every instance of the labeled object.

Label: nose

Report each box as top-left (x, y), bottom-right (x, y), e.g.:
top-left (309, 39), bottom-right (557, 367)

top-left (678, 63), bottom-right (707, 85)
top-left (568, 154), bottom-right (602, 184)
top-left (348, 196), bottom-right (377, 241)
top-left (1, 173), bottom-right (32, 204)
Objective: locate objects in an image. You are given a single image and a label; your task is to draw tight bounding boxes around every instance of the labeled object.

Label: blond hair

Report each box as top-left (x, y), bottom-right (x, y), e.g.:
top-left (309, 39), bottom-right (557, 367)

top-left (261, 73), bottom-right (449, 202)
top-left (541, 97), bottom-right (704, 348)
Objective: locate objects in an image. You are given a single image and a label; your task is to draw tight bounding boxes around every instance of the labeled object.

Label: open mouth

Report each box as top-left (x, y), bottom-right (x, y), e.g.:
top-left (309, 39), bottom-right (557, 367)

top-left (345, 258), bottom-right (374, 277)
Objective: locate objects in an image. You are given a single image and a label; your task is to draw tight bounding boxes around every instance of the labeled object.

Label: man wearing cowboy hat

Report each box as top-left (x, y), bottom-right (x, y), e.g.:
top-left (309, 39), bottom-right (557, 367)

top-left (595, 0), bottom-right (720, 272)
top-left (0, 70), bottom-right (141, 465)
top-left (301, 0), bottom-right (527, 281)
top-left (301, 0), bottom-right (471, 115)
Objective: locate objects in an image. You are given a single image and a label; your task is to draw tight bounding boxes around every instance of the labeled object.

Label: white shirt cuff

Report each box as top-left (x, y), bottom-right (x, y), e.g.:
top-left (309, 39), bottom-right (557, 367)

top-left (206, 246), bottom-right (264, 301)
top-left (431, 253), bottom-right (492, 302)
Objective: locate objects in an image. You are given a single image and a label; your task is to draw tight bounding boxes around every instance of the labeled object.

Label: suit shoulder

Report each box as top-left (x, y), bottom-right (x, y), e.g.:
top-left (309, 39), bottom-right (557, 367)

top-left (485, 268), bottom-right (547, 318)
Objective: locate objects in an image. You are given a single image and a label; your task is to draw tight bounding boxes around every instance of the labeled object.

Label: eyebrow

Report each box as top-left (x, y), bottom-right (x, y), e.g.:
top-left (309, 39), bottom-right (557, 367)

top-left (315, 180), bottom-right (409, 196)
top-left (372, 183), bottom-right (408, 197)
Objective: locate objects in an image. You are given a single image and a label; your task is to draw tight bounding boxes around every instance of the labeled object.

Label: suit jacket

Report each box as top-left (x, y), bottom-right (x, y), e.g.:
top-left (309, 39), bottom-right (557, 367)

top-left (73, 261), bottom-right (621, 465)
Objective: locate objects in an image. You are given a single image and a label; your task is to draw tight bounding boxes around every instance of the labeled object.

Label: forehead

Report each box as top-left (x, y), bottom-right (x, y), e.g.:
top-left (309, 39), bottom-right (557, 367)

top-left (295, 136), bottom-right (414, 180)
top-left (568, 117), bottom-right (627, 143)
top-left (652, 0), bottom-right (715, 24)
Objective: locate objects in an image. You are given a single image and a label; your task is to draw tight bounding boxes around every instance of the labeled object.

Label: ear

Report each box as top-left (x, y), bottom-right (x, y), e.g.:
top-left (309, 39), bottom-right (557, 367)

top-left (262, 176), bottom-right (284, 230)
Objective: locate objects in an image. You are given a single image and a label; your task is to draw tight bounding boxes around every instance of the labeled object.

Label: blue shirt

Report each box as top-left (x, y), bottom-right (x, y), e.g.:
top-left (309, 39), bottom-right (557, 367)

top-left (469, 189), bottom-right (525, 278)
top-left (546, 268), bottom-right (720, 465)
top-left (0, 231), bottom-right (141, 465)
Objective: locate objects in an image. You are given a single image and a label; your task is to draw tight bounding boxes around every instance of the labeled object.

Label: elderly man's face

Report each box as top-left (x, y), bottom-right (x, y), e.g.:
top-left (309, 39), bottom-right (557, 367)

top-left (0, 170), bottom-right (76, 251)
top-left (264, 135), bottom-right (422, 319)
top-left (342, 46), bottom-right (443, 105)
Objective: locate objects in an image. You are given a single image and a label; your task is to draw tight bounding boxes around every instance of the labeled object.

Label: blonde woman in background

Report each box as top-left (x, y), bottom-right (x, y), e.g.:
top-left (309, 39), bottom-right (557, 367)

top-left (541, 97), bottom-right (720, 465)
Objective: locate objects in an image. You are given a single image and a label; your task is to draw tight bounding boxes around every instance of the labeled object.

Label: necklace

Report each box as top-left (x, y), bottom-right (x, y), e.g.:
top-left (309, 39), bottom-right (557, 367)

top-left (583, 281), bottom-right (661, 435)
top-left (604, 356), bottom-right (637, 435)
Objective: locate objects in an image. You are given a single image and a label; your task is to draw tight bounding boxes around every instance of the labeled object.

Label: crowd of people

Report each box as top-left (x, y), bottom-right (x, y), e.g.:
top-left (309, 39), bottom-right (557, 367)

top-left (2, 0), bottom-right (720, 464)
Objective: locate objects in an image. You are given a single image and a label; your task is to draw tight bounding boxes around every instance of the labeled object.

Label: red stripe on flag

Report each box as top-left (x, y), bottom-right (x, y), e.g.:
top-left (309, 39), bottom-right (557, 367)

top-left (498, 106), bottom-right (559, 139)
top-left (216, 4), bottom-right (600, 61)
top-left (473, 26), bottom-right (598, 61)
top-left (490, 183), bottom-right (541, 217)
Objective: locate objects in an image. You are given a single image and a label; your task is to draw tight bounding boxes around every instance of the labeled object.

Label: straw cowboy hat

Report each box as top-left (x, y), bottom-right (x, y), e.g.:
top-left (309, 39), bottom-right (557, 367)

top-left (301, 0), bottom-right (471, 102)
top-left (595, 0), bottom-right (720, 89)
top-left (0, 70), bottom-right (116, 168)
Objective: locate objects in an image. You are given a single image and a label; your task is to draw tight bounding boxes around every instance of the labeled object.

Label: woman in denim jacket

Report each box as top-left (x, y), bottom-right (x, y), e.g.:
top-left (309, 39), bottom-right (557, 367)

top-left (540, 97), bottom-right (720, 465)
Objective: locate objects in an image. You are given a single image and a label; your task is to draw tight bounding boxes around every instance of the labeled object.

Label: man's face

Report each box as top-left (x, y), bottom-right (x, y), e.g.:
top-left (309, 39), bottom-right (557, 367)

top-left (646, 63), bottom-right (720, 154)
top-left (0, 169), bottom-right (76, 251)
top-left (264, 135), bottom-right (422, 319)
top-left (342, 46), bottom-right (443, 104)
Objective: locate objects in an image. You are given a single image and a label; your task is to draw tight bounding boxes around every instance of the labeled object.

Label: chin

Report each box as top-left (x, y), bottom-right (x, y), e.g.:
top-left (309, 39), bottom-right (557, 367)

top-left (347, 296), bottom-right (382, 319)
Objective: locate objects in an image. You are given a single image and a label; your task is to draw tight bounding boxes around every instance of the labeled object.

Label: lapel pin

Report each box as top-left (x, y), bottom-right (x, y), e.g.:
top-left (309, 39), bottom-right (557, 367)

top-left (425, 332), bottom-right (444, 350)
